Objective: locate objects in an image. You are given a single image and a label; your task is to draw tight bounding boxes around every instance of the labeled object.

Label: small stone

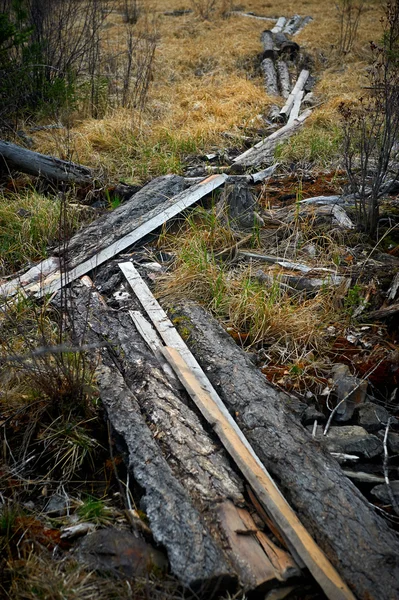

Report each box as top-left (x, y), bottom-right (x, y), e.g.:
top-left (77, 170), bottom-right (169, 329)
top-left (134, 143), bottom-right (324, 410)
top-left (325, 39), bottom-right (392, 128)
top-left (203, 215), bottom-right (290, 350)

top-left (331, 364), bottom-right (368, 422)
top-left (76, 528), bottom-right (168, 577)
top-left (301, 405), bottom-right (326, 426)
top-left (316, 425), bottom-right (383, 459)
top-left (354, 403), bottom-right (391, 432)
top-left (45, 493), bottom-right (69, 516)
top-left (371, 481), bottom-right (399, 504)
top-left (387, 432), bottom-right (399, 454)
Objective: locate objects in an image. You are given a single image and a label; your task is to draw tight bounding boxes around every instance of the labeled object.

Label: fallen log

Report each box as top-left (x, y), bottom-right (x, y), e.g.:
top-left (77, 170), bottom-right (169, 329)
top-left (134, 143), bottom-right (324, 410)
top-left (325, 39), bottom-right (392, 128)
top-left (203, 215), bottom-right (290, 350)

top-left (0, 140), bottom-right (95, 186)
top-left (364, 302), bottom-right (399, 320)
top-left (280, 70), bottom-right (309, 121)
top-left (22, 174), bottom-right (227, 299)
top-left (173, 302), bottom-right (399, 600)
top-left (119, 263), bottom-right (355, 600)
top-left (276, 61), bottom-right (291, 99)
top-left (68, 284), bottom-right (297, 593)
top-left (293, 15), bottom-right (313, 36)
top-left (283, 15), bottom-right (303, 36)
top-left (233, 109), bottom-right (311, 168)
top-left (261, 30), bottom-right (275, 58)
top-left (261, 58), bottom-right (280, 96)
top-left (271, 17), bottom-right (286, 33)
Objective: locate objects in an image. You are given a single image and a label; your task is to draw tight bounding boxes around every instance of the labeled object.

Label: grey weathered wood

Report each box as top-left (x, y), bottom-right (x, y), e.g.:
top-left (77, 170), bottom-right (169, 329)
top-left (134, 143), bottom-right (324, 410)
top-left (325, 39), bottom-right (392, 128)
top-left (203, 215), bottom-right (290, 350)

top-left (118, 263), bottom-right (355, 600)
top-left (30, 174), bottom-right (227, 298)
top-left (280, 70), bottom-right (309, 121)
top-left (293, 15), bottom-right (313, 36)
top-left (216, 182), bottom-right (264, 230)
top-left (271, 17), bottom-right (286, 33)
top-left (283, 15), bottom-right (302, 36)
top-left (231, 11), bottom-right (277, 22)
top-left (287, 90), bottom-right (304, 124)
top-left (0, 140), bottom-right (95, 185)
top-left (261, 58), bottom-right (279, 96)
top-left (233, 109), bottom-right (311, 168)
top-left (175, 302), bottom-right (399, 600)
top-left (261, 30), bottom-right (275, 58)
top-left (276, 61), bottom-right (291, 99)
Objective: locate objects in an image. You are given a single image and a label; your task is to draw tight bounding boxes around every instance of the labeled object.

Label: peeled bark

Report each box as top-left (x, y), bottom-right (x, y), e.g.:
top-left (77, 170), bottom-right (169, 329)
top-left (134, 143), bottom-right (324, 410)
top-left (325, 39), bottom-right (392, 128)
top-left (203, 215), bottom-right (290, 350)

top-left (174, 302), bottom-right (399, 600)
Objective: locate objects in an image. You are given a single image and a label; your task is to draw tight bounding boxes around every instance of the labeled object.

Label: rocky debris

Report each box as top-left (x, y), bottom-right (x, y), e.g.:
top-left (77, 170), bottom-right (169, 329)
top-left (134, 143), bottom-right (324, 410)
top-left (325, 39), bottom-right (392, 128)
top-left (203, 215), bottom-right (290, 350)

top-left (371, 481), bottom-right (399, 504)
top-left (386, 431), bottom-right (399, 454)
top-left (330, 364), bottom-right (368, 422)
top-left (75, 528), bottom-right (168, 577)
top-left (313, 425), bottom-right (383, 459)
top-left (354, 402), bottom-right (391, 432)
top-left (301, 405), bottom-right (326, 426)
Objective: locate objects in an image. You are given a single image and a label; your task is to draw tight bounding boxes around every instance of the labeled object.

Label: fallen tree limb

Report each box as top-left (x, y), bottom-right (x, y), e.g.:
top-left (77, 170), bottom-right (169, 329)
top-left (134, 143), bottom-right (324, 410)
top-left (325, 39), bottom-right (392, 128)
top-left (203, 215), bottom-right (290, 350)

top-left (280, 70), bottom-right (309, 121)
top-left (173, 302), bottom-right (399, 600)
top-left (0, 140), bottom-right (95, 185)
top-left (119, 262), bottom-right (355, 600)
top-left (233, 109), bottom-right (311, 168)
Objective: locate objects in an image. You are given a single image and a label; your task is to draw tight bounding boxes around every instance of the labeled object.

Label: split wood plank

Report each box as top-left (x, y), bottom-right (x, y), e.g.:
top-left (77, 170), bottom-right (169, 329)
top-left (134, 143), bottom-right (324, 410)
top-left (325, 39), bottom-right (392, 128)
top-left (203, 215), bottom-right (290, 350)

top-left (27, 174), bottom-right (227, 299)
top-left (287, 90), bottom-right (304, 125)
top-left (271, 17), bottom-right (286, 33)
top-left (236, 508), bottom-right (301, 581)
top-left (218, 501), bottom-right (281, 589)
top-left (118, 261), bottom-right (355, 600)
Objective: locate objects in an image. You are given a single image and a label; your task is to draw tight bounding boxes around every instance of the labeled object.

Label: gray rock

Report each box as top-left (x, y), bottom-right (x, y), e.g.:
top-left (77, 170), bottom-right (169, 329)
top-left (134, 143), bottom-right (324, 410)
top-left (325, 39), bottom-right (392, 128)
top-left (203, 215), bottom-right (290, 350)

top-left (316, 425), bottom-right (383, 459)
top-left (355, 403), bottom-right (391, 432)
top-left (76, 528), bottom-right (168, 577)
top-left (387, 432), bottom-right (399, 454)
top-left (331, 363), bottom-right (368, 422)
top-left (301, 405), bottom-right (326, 426)
top-left (371, 481), bottom-right (399, 504)
top-left (45, 493), bottom-right (69, 516)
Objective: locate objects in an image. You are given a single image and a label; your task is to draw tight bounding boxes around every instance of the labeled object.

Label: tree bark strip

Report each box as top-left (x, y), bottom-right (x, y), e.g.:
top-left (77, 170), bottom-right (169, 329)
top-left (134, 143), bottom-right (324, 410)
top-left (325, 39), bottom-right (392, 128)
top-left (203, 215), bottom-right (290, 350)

top-left (174, 302), bottom-right (399, 600)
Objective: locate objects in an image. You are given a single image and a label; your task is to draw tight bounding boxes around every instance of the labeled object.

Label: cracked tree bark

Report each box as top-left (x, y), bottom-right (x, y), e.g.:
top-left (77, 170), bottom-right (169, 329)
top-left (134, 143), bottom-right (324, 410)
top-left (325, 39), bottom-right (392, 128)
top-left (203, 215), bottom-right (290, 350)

top-left (174, 301), bottom-right (399, 600)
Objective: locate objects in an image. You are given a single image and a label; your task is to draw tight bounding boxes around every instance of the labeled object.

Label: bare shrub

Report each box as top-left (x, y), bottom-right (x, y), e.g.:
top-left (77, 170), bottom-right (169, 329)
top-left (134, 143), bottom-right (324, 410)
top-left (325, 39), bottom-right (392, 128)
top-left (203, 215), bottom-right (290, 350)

top-left (336, 0), bottom-right (365, 55)
top-left (340, 0), bottom-right (399, 237)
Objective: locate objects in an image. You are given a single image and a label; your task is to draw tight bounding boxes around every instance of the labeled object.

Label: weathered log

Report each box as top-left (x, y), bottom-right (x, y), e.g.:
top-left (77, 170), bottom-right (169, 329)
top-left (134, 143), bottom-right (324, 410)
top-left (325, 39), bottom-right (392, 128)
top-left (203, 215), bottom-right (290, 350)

top-left (261, 58), bottom-right (279, 96)
top-left (280, 70), bottom-right (309, 121)
top-left (283, 15), bottom-right (302, 36)
top-left (0, 140), bottom-right (95, 185)
top-left (174, 302), bottom-right (399, 600)
top-left (287, 90), bottom-right (304, 124)
top-left (364, 302), bottom-right (399, 320)
top-left (271, 17), bottom-right (286, 33)
top-left (293, 16), bottom-right (313, 37)
top-left (59, 175), bottom-right (187, 269)
top-left (233, 109), bottom-right (311, 168)
top-left (67, 285), bottom-right (295, 593)
top-left (261, 30), bottom-right (275, 58)
top-left (276, 61), bottom-right (291, 99)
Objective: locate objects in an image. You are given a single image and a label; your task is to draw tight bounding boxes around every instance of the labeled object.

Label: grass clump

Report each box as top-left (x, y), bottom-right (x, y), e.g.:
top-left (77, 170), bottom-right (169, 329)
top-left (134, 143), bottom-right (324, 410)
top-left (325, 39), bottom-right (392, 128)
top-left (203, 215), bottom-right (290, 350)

top-left (0, 189), bottom-right (88, 276)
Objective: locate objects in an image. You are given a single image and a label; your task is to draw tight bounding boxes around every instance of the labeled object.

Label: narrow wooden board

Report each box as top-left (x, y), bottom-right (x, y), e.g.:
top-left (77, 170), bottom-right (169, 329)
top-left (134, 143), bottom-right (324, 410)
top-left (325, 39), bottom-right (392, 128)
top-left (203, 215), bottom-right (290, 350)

top-left (118, 262), bottom-right (355, 600)
top-left (28, 174), bottom-right (227, 298)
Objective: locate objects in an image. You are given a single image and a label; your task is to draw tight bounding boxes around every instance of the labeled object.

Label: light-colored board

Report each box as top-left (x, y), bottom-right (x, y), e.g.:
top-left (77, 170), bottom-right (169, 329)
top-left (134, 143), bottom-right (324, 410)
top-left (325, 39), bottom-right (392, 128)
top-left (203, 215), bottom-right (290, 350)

top-left (29, 174), bottom-right (227, 298)
top-left (287, 90), bottom-right (304, 125)
top-left (271, 16), bottom-right (286, 33)
top-left (118, 262), bottom-right (355, 600)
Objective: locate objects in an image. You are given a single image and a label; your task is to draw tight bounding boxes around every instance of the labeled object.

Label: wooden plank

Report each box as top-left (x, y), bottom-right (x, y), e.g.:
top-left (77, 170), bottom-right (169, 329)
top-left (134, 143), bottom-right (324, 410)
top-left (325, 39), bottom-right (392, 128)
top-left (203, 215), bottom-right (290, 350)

top-left (287, 90), bottom-right (304, 125)
top-left (163, 346), bottom-right (355, 600)
top-left (118, 262), bottom-right (355, 600)
top-left (271, 17), bottom-right (286, 33)
top-left (218, 501), bottom-right (280, 590)
top-left (28, 174), bottom-right (227, 298)
top-left (237, 508), bottom-right (301, 581)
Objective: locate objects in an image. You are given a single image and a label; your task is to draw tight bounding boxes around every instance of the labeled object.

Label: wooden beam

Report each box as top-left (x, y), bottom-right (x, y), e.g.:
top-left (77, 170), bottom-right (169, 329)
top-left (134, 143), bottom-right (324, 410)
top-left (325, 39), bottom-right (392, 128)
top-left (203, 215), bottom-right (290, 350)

top-left (28, 174), bottom-right (227, 298)
top-left (118, 262), bottom-right (355, 600)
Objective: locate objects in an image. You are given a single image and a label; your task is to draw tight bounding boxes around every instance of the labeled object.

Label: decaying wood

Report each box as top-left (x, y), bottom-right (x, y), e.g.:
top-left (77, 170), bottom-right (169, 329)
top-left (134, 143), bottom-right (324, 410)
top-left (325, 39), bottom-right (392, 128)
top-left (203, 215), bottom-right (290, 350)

top-left (233, 109), bottom-right (311, 168)
top-left (25, 174), bottom-right (227, 299)
top-left (293, 15), bottom-right (313, 36)
top-left (216, 182), bottom-right (264, 230)
top-left (280, 70), bottom-right (309, 121)
top-left (261, 58), bottom-right (279, 96)
top-left (283, 15), bottom-right (303, 36)
top-left (0, 140), bottom-right (95, 185)
top-left (174, 302), bottom-right (399, 600)
top-left (364, 302), bottom-right (399, 320)
top-left (287, 90), bottom-right (304, 124)
top-left (0, 256), bottom-right (60, 298)
top-left (276, 61), bottom-right (291, 99)
top-left (68, 284), bottom-right (300, 593)
top-left (119, 262), bottom-right (355, 600)
top-left (261, 30), bottom-right (275, 58)
top-left (271, 17), bottom-right (286, 34)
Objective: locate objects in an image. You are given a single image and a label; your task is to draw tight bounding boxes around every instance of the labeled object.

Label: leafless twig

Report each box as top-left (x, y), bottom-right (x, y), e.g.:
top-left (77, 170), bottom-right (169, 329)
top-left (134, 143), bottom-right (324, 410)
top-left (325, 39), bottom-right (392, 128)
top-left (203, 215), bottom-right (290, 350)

top-left (383, 417), bottom-right (399, 516)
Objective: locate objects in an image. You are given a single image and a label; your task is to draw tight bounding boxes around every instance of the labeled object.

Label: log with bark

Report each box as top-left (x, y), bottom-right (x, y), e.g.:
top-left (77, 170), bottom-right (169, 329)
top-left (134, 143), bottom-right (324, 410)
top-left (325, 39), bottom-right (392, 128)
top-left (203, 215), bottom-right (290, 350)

top-left (66, 283), bottom-right (300, 594)
top-left (0, 140), bottom-right (95, 186)
top-left (261, 58), bottom-right (280, 96)
top-left (172, 302), bottom-right (399, 600)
